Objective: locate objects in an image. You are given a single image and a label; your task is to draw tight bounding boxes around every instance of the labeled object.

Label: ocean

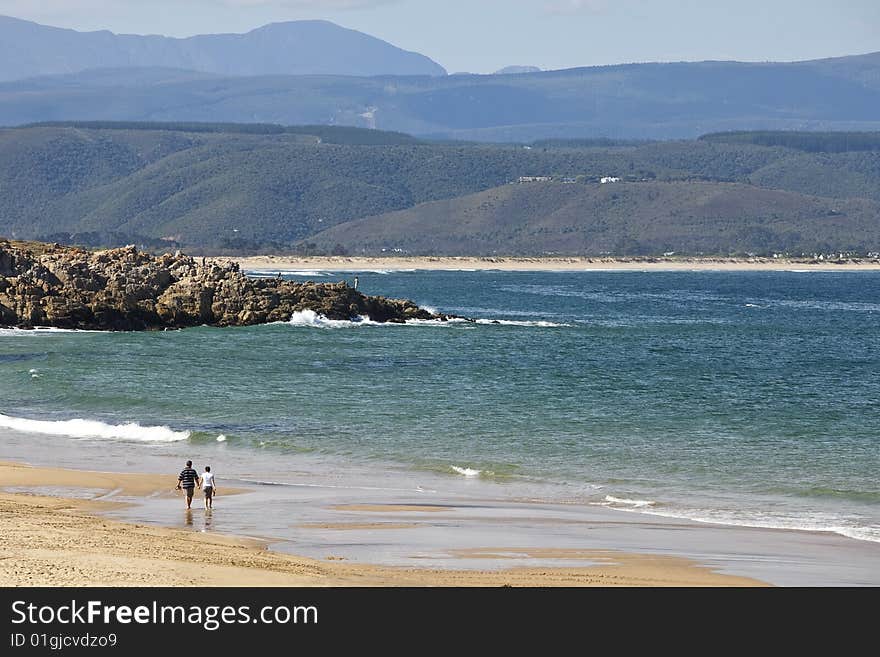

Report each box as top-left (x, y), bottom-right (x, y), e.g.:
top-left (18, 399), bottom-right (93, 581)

top-left (1, 269), bottom-right (879, 579)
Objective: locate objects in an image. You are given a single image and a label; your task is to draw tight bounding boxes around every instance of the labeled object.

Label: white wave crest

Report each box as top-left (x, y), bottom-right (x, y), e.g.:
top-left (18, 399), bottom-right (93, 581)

top-left (0, 413), bottom-right (191, 442)
top-left (216, 434), bottom-right (227, 442)
top-left (286, 310), bottom-right (570, 329)
top-left (247, 270), bottom-right (332, 278)
top-left (288, 310), bottom-right (381, 328)
top-left (0, 327), bottom-right (101, 335)
top-left (287, 310), bottom-right (444, 329)
top-left (602, 495), bottom-right (656, 508)
top-left (451, 466), bottom-right (482, 477)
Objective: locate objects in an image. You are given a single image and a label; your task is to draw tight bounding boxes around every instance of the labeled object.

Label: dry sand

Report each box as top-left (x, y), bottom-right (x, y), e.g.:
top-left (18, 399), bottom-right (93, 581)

top-left (229, 255), bottom-right (880, 273)
top-left (0, 462), bottom-right (764, 587)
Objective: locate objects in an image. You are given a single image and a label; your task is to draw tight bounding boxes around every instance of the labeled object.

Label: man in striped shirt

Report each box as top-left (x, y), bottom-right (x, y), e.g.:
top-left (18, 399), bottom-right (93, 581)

top-left (176, 460), bottom-right (200, 509)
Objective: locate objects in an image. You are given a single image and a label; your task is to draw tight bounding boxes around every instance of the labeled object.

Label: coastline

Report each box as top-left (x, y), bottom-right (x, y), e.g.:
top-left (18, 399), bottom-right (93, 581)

top-left (0, 461), bottom-right (764, 587)
top-left (229, 255), bottom-right (880, 272)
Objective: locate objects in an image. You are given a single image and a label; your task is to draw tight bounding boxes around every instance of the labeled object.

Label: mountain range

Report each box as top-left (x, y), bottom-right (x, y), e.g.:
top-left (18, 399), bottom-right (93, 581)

top-left (1, 54), bottom-right (879, 141)
top-left (1, 16), bottom-right (879, 140)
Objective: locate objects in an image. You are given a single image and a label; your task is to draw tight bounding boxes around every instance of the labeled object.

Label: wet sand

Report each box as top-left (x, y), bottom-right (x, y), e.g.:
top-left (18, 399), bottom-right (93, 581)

top-left (0, 461), bottom-right (763, 587)
top-left (331, 504), bottom-right (452, 513)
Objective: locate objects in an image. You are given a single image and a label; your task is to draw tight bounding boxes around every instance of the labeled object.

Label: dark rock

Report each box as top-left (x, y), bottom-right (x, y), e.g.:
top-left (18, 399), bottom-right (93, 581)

top-left (0, 240), bottom-right (441, 330)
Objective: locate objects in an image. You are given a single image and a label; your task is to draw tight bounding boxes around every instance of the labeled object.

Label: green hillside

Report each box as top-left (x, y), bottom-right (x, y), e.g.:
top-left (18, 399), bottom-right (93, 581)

top-left (305, 181), bottom-right (880, 256)
top-left (0, 123), bottom-right (879, 254)
top-left (701, 131), bottom-right (880, 153)
top-left (24, 121), bottom-right (422, 145)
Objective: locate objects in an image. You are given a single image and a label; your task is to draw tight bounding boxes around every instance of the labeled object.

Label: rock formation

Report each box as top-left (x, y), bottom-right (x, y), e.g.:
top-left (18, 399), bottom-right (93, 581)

top-left (0, 240), bottom-right (442, 330)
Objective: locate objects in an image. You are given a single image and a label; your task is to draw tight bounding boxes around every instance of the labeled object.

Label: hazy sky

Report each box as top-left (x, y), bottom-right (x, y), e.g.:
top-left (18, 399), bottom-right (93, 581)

top-left (1, 0), bottom-right (878, 73)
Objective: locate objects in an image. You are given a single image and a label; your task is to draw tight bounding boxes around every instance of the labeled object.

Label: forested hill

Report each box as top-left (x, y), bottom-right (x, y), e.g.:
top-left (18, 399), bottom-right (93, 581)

top-left (306, 181), bottom-right (880, 256)
top-left (700, 131), bottom-right (880, 153)
top-left (1, 123), bottom-right (879, 256)
top-left (23, 121), bottom-right (422, 145)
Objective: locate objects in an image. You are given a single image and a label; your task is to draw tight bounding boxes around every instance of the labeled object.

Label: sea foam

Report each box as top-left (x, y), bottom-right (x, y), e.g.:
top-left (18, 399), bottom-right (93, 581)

top-left (0, 413), bottom-right (191, 442)
top-left (0, 327), bottom-right (101, 335)
top-left (286, 310), bottom-right (569, 329)
top-left (288, 310), bottom-right (381, 328)
top-left (472, 319), bottom-right (569, 327)
top-left (640, 506), bottom-right (880, 544)
top-left (246, 270), bottom-right (332, 278)
top-left (595, 494), bottom-right (880, 543)
top-left (601, 495), bottom-right (656, 508)
top-left (400, 317), bottom-right (570, 328)
top-left (451, 466), bottom-right (482, 477)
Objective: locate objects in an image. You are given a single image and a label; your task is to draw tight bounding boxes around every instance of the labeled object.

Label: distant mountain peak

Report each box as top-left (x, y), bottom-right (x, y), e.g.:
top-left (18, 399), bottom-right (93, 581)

top-left (0, 15), bottom-right (447, 82)
top-left (495, 65), bottom-right (542, 75)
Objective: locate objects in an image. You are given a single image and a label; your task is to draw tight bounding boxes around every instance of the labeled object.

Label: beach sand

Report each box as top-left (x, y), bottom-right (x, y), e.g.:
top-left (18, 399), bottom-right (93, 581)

top-left (0, 462), bottom-right (764, 587)
top-left (229, 255), bottom-right (880, 273)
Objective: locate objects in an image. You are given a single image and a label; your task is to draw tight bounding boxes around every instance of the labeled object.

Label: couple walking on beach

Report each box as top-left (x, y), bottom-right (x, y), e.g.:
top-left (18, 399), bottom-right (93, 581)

top-left (176, 460), bottom-right (217, 510)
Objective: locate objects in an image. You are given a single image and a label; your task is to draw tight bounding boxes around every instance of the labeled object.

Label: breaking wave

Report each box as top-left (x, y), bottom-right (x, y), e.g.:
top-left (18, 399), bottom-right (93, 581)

top-left (287, 310), bottom-right (384, 328)
top-left (0, 327), bottom-right (102, 335)
top-left (0, 413), bottom-right (191, 442)
top-left (451, 466), bottom-right (482, 477)
top-left (600, 495), bottom-right (657, 508)
top-left (285, 310), bottom-right (569, 329)
top-left (247, 270), bottom-right (332, 278)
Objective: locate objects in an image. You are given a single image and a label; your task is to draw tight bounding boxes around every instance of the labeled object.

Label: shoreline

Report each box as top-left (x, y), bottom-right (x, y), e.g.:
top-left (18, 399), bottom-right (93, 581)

top-left (228, 255), bottom-right (880, 272)
top-left (0, 461), bottom-right (764, 587)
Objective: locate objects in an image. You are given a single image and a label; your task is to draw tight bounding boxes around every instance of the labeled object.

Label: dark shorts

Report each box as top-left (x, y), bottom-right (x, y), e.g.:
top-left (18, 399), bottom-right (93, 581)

top-left (204, 486), bottom-right (214, 499)
top-left (182, 487), bottom-right (194, 499)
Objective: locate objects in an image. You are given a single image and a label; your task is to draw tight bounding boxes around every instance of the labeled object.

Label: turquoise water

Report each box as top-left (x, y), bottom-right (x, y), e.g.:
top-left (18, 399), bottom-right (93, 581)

top-left (2, 270), bottom-right (879, 542)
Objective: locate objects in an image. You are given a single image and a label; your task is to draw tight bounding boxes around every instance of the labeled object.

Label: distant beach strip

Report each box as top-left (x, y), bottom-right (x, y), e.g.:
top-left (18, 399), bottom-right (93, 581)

top-left (232, 255), bottom-right (880, 273)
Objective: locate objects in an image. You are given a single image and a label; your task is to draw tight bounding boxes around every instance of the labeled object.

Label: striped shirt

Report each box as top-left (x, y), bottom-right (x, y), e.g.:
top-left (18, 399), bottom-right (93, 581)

top-left (178, 468), bottom-right (198, 489)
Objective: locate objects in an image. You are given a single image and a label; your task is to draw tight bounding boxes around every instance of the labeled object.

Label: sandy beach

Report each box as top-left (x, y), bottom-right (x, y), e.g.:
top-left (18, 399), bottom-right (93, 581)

top-left (0, 461), bottom-right (764, 587)
top-left (230, 254), bottom-right (880, 273)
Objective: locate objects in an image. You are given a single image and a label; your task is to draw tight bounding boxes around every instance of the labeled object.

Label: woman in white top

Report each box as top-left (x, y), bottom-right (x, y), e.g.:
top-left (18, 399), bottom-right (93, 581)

top-left (200, 466), bottom-right (217, 509)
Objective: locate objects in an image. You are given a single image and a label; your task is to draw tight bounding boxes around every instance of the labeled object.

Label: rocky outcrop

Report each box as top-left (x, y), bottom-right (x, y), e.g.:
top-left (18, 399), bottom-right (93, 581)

top-left (0, 240), bottom-right (443, 330)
